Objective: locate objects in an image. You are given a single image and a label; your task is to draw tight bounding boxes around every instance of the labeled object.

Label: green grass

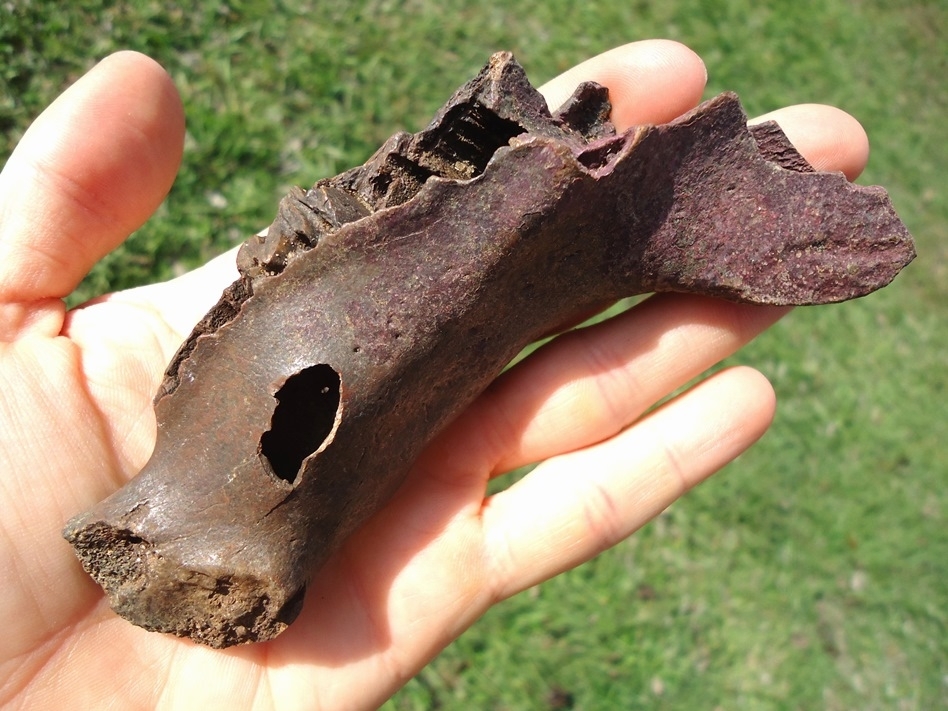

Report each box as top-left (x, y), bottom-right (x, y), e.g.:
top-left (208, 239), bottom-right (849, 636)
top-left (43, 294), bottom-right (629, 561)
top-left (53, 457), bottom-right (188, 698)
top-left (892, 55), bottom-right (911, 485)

top-left (2, 0), bottom-right (945, 708)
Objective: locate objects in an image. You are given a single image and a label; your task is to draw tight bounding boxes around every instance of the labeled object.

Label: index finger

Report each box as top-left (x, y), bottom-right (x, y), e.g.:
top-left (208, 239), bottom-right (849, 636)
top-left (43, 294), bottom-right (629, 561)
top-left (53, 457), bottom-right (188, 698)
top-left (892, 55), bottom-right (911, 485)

top-left (539, 40), bottom-right (708, 128)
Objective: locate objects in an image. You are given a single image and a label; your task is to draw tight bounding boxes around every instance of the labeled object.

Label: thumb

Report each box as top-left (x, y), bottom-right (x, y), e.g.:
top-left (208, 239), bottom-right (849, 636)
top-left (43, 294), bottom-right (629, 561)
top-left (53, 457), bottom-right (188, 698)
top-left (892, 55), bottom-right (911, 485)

top-left (0, 51), bottom-right (184, 338)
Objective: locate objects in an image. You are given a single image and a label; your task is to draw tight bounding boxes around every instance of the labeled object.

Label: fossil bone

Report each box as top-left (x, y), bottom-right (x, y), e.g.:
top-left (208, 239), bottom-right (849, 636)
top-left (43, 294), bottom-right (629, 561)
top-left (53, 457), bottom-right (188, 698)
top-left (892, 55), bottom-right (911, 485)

top-left (63, 52), bottom-right (915, 648)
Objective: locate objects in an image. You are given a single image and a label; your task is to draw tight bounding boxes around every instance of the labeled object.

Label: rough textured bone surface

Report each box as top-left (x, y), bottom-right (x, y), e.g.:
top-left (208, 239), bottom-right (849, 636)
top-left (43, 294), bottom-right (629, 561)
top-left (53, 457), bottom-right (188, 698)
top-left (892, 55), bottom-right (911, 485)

top-left (63, 52), bottom-right (915, 648)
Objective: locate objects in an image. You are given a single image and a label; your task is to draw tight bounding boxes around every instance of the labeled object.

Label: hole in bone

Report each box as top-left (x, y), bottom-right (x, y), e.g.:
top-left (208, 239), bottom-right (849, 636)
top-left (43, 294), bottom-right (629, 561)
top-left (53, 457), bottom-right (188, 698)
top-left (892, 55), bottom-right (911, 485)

top-left (261, 364), bottom-right (341, 484)
top-left (415, 102), bottom-right (526, 179)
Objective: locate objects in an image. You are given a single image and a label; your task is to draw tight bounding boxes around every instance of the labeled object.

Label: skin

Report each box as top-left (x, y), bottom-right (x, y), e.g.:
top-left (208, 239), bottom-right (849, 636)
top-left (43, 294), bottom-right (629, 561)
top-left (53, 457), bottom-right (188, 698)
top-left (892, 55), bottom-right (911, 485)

top-left (0, 41), bottom-right (869, 710)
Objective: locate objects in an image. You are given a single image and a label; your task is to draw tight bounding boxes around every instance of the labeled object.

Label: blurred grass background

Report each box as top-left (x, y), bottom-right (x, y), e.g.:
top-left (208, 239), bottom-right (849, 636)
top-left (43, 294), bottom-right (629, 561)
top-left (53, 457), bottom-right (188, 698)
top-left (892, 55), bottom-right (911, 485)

top-left (1, 0), bottom-right (944, 708)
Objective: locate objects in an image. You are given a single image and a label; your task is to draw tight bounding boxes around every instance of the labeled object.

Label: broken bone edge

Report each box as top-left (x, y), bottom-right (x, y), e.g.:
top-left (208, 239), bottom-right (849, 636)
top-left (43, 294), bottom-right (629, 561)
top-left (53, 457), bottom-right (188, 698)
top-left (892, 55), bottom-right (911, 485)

top-left (64, 520), bottom-right (304, 648)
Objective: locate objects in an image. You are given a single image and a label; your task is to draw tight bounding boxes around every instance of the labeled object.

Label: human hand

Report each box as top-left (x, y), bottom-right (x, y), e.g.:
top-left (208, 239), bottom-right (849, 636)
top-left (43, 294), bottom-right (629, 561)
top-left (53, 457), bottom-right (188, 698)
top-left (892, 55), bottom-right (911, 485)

top-left (0, 41), bottom-right (869, 710)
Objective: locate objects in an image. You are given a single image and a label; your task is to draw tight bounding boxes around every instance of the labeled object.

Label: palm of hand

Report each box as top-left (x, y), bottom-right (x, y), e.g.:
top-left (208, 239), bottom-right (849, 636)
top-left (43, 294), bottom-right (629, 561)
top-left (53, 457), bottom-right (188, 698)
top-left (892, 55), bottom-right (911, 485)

top-left (0, 44), bottom-right (867, 710)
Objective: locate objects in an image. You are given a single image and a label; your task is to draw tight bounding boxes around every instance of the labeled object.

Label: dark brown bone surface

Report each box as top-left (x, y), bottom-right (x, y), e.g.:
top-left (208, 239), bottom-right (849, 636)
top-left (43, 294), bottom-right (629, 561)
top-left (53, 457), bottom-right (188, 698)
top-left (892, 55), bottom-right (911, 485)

top-left (63, 52), bottom-right (915, 648)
